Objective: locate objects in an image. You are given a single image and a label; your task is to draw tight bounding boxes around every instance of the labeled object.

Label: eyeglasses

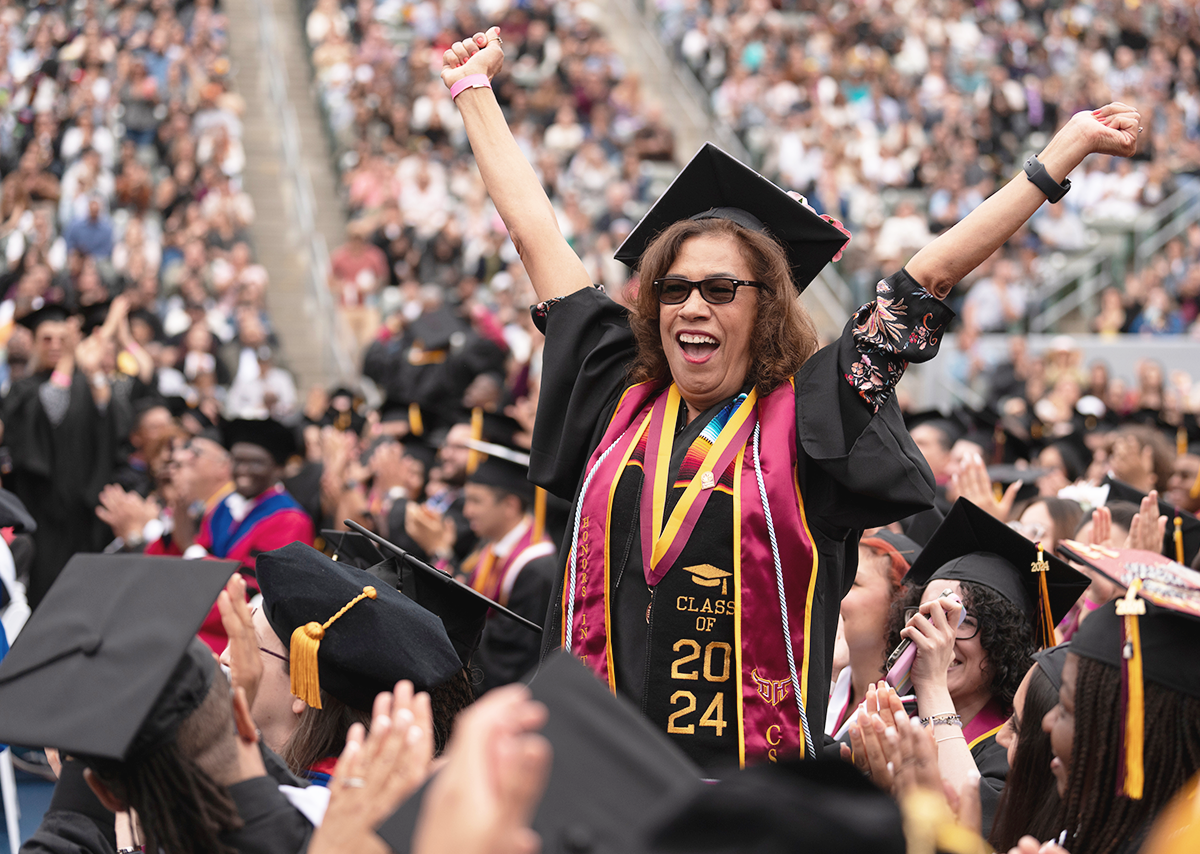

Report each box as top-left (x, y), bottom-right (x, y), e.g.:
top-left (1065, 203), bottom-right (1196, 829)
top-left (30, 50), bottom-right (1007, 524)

top-left (259, 647), bottom-right (288, 664)
top-left (653, 277), bottom-right (764, 305)
top-left (904, 606), bottom-right (980, 640)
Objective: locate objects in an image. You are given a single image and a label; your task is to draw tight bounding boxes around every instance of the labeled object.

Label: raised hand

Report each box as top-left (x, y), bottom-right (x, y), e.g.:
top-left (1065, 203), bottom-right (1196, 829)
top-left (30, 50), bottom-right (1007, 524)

top-left (440, 26), bottom-right (504, 90)
top-left (217, 573), bottom-right (261, 709)
top-left (953, 453), bottom-right (1020, 522)
top-left (1077, 102), bottom-right (1142, 159)
top-left (1125, 489), bottom-right (1167, 553)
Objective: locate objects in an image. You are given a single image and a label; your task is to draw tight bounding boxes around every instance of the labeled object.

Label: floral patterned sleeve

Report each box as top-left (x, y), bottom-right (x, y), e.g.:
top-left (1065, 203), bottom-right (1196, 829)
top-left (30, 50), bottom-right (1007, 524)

top-left (843, 268), bottom-right (955, 414)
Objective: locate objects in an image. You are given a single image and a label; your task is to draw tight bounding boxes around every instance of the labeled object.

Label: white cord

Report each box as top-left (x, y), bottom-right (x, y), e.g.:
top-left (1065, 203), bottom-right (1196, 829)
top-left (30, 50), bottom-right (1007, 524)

top-left (752, 423), bottom-right (812, 755)
top-left (564, 428), bottom-right (629, 653)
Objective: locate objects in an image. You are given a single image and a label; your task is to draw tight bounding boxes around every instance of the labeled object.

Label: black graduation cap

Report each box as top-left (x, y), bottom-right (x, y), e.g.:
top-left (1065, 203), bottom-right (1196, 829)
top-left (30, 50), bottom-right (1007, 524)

top-left (322, 528), bottom-right (494, 668)
top-left (987, 464), bottom-right (1048, 505)
top-left (401, 436), bottom-right (439, 478)
top-left (1030, 643), bottom-right (1070, 693)
top-left (223, 417), bottom-right (297, 466)
top-left (1069, 575), bottom-right (1200, 800)
top-left (15, 303), bottom-right (73, 333)
top-left (466, 438), bottom-right (534, 504)
top-left (256, 542), bottom-right (463, 711)
top-left (1102, 476), bottom-right (1200, 566)
top-left (613, 143), bottom-right (849, 292)
top-left (376, 651), bottom-right (705, 854)
top-left (0, 554), bottom-right (237, 760)
top-left (642, 759), bottom-right (905, 854)
top-left (904, 498), bottom-right (1089, 647)
top-left (79, 300), bottom-right (112, 336)
top-left (860, 529), bottom-right (922, 571)
top-left (0, 488), bottom-right (36, 532)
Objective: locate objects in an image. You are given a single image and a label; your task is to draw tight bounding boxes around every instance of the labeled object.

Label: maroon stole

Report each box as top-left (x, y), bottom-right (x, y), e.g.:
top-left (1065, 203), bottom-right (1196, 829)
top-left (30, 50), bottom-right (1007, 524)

top-left (468, 518), bottom-right (554, 606)
top-left (564, 380), bottom-right (820, 766)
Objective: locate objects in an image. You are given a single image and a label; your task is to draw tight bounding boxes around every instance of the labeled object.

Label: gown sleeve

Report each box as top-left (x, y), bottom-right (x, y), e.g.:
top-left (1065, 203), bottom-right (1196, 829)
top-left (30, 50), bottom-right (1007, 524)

top-left (795, 268), bottom-right (955, 532)
top-left (528, 287), bottom-right (637, 500)
top-left (17, 760), bottom-right (117, 854)
top-left (972, 732), bottom-right (1010, 838)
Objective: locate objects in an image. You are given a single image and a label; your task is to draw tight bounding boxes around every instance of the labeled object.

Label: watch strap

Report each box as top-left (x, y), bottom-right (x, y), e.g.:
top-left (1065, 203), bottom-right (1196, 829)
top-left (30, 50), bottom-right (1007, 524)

top-left (1023, 155), bottom-right (1071, 203)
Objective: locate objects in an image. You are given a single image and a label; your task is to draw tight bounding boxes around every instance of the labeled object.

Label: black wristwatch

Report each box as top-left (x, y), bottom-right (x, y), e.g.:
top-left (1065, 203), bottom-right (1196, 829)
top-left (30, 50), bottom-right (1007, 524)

top-left (1023, 155), bottom-right (1071, 203)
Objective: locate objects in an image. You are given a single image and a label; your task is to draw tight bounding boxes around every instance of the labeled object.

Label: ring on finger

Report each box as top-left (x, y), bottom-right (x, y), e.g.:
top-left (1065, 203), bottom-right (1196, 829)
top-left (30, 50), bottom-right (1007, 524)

top-left (343, 777), bottom-right (366, 788)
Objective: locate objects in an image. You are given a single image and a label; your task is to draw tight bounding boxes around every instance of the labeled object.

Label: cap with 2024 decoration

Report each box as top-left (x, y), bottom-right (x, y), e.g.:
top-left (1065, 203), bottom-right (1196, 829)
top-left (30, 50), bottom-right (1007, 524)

top-left (903, 498), bottom-right (1089, 648)
top-left (256, 542), bottom-right (463, 711)
top-left (613, 143), bottom-right (850, 292)
top-left (0, 554), bottom-right (237, 760)
top-left (1056, 542), bottom-right (1200, 799)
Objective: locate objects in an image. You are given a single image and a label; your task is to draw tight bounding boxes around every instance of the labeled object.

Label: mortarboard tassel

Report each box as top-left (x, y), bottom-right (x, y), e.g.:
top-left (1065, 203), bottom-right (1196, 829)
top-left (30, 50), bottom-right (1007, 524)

top-left (532, 486), bottom-right (547, 543)
top-left (289, 585), bottom-right (378, 709)
top-left (1116, 580), bottom-right (1146, 800)
top-left (1191, 465), bottom-right (1200, 501)
top-left (1176, 513), bottom-right (1186, 564)
top-left (1032, 543), bottom-right (1057, 649)
top-left (408, 403), bottom-right (424, 437)
top-left (1178, 427), bottom-right (1188, 458)
top-left (466, 407), bottom-right (484, 475)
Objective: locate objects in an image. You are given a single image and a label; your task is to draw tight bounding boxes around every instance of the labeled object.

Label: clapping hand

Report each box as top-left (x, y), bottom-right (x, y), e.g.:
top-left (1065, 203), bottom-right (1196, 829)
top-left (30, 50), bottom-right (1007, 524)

top-left (952, 453), bottom-right (1020, 522)
top-left (1125, 489), bottom-right (1167, 553)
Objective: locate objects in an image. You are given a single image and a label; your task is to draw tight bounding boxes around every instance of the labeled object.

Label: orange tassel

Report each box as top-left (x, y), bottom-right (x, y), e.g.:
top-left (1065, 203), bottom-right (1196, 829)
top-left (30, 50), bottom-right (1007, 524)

top-left (408, 403), bottom-right (424, 437)
top-left (288, 586), bottom-right (378, 709)
top-left (1178, 427), bottom-right (1188, 458)
top-left (1032, 544), bottom-right (1056, 648)
top-left (1117, 581), bottom-right (1146, 800)
top-left (1176, 515), bottom-right (1185, 564)
top-left (467, 407), bottom-right (484, 475)
top-left (532, 487), bottom-right (547, 543)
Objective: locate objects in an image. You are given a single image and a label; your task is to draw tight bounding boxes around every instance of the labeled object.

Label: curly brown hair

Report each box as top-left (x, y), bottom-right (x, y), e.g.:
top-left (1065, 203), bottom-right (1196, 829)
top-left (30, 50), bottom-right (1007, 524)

top-left (627, 217), bottom-right (820, 395)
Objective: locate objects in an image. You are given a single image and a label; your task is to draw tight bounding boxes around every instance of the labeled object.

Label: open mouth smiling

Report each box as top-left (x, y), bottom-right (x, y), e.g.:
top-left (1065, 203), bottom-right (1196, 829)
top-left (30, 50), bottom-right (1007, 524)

top-left (677, 331), bottom-right (719, 363)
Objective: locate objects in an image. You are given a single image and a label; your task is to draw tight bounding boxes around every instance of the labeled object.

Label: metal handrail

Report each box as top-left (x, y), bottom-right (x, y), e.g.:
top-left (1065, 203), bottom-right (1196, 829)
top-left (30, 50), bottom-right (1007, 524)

top-left (1133, 178), bottom-right (1200, 268)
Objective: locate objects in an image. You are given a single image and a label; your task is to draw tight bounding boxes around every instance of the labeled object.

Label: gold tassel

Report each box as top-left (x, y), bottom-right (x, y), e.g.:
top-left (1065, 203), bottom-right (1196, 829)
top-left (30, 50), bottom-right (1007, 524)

top-left (1117, 580), bottom-right (1146, 800)
top-left (1191, 465), bottom-right (1200, 500)
top-left (408, 403), bottom-right (424, 437)
top-left (1176, 515), bottom-right (1186, 564)
top-left (288, 586), bottom-right (378, 709)
top-left (1178, 427), bottom-right (1188, 458)
top-left (532, 487), bottom-right (547, 542)
top-left (467, 407), bottom-right (484, 475)
top-left (1031, 544), bottom-right (1056, 648)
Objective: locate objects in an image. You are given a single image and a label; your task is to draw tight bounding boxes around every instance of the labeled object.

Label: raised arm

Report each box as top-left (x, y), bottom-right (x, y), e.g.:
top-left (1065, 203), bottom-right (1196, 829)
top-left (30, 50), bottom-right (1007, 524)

top-left (442, 28), bottom-right (592, 302)
top-left (907, 102), bottom-right (1141, 299)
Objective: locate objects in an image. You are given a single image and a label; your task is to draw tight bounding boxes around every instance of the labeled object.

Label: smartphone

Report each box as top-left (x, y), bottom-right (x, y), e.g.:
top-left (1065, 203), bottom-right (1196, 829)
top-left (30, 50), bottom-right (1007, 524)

top-left (885, 588), bottom-right (964, 694)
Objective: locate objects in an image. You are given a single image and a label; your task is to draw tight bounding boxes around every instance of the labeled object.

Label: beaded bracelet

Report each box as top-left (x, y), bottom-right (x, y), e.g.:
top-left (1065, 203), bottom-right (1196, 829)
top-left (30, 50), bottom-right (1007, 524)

top-left (919, 713), bottom-right (963, 728)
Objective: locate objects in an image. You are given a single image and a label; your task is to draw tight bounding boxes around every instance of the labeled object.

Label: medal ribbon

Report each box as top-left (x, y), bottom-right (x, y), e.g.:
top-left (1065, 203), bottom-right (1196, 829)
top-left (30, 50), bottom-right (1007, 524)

top-left (639, 385), bottom-right (759, 585)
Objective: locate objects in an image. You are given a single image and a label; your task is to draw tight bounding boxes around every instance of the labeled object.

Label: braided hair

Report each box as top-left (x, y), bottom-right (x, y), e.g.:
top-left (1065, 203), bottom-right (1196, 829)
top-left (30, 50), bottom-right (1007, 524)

top-left (84, 672), bottom-right (243, 854)
top-left (1058, 656), bottom-right (1200, 854)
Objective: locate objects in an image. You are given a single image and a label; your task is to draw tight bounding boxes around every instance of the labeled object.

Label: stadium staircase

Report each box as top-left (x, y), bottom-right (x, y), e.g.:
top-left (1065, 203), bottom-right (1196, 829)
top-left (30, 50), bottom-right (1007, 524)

top-left (227, 0), bottom-right (356, 391)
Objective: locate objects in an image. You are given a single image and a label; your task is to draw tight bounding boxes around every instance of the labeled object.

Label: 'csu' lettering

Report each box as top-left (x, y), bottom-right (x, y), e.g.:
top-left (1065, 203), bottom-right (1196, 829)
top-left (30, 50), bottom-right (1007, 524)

top-left (675, 596), bottom-right (735, 615)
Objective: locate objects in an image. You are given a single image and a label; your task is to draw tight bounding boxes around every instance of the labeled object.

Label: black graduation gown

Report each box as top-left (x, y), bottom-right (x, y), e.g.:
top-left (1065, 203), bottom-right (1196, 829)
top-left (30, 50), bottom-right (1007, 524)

top-left (529, 273), bottom-right (950, 766)
top-left (972, 730), bottom-right (1009, 839)
top-left (18, 760), bottom-right (117, 854)
top-left (2, 371), bottom-right (116, 607)
top-left (222, 776), bottom-right (314, 854)
top-left (472, 552), bottom-right (557, 693)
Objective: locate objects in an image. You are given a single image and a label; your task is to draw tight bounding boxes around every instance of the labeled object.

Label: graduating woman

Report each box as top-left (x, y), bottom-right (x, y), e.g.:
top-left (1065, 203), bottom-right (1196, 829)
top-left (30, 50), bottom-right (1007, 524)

top-left (441, 25), bottom-right (1141, 770)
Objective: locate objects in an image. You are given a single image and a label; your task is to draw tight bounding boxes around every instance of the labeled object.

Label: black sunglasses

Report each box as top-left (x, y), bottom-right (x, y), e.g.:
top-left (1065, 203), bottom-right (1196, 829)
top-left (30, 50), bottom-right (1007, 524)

top-left (653, 277), bottom-right (764, 305)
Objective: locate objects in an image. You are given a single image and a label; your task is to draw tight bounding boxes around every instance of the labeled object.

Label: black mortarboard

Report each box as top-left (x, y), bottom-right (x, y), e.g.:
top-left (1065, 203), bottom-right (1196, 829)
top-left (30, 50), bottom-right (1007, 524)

top-left (466, 438), bottom-right (534, 504)
top-left (321, 528), bottom-right (491, 668)
top-left (256, 542), bottom-right (463, 711)
top-left (643, 759), bottom-right (905, 854)
top-left (613, 143), bottom-right (849, 292)
top-left (0, 554), bottom-right (237, 760)
top-left (79, 300), bottom-right (112, 336)
top-left (1031, 643), bottom-right (1070, 693)
top-left (223, 418), bottom-right (297, 465)
top-left (15, 303), bottom-right (73, 333)
top-left (0, 488), bottom-right (36, 532)
top-left (1102, 476), bottom-right (1200, 566)
top-left (988, 464), bottom-right (1049, 505)
top-left (904, 498), bottom-right (1089, 647)
top-left (376, 651), bottom-right (704, 854)
top-left (401, 436), bottom-right (439, 477)
top-left (861, 529), bottom-right (922, 570)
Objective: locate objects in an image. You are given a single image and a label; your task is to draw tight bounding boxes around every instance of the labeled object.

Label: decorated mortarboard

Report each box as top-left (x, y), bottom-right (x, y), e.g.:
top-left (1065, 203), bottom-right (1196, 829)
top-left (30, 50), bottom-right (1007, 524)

top-left (642, 759), bottom-right (905, 854)
top-left (1101, 476), bottom-right (1200, 566)
top-left (0, 554), bottom-right (237, 760)
top-left (15, 302), bottom-right (73, 332)
top-left (223, 417), bottom-right (297, 466)
top-left (1064, 551), bottom-right (1200, 800)
top-left (376, 651), bottom-right (704, 854)
top-left (903, 498), bottom-right (1089, 648)
top-left (613, 143), bottom-right (849, 292)
top-left (256, 542), bottom-right (463, 711)
top-left (1030, 642), bottom-right (1070, 693)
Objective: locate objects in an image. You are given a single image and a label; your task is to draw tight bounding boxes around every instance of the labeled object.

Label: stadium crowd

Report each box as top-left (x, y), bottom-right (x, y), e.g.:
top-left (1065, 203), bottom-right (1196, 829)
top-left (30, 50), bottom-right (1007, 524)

top-left (654, 0), bottom-right (1200, 330)
top-left (0, 2), bottom-right (1198, 854)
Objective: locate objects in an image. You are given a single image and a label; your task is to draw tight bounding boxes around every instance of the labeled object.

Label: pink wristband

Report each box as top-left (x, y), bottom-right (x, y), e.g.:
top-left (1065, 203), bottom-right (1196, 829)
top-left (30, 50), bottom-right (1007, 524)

top-left (450, 73), bottom-right (492, 100)
top-left (50, 370), bottom-right (71, 388)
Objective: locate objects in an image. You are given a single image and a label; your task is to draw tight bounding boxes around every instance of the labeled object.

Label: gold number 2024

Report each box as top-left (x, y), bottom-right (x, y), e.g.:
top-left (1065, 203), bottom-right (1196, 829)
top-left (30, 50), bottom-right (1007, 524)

top-left (670, 639), bottom-right (733, 682)
top-left (667, 690), bottom-right (727, 736)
